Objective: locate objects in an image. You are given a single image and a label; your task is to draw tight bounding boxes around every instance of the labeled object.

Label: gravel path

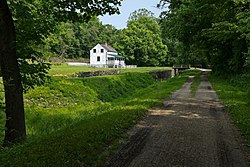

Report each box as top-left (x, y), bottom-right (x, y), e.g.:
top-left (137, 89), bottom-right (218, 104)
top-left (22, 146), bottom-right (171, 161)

top-left (106, 72), bottom-right (249, 167)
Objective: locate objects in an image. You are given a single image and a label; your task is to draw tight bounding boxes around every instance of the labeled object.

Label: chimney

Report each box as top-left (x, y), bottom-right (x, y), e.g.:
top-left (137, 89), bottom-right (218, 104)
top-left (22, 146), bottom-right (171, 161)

top-left (105, 42), bottom-right (108, 46)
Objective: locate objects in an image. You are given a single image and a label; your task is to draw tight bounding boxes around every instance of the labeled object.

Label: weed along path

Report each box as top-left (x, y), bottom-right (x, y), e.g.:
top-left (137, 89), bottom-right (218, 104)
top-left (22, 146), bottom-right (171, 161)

top-left (107, 72), bottom-right (249, 167)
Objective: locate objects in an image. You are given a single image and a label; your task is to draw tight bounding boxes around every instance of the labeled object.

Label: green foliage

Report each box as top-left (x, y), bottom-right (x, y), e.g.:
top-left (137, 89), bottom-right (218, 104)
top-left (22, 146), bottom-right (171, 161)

top-left (44, 8), bottom-right (170, 67)
top-left (82, 73), bottom-right (155, 102)
top-left (43, 17), bottom-right (121, 59)
top-left (115, 10), bottom-right (168, 66)
top-left (209, 73), bottom-right (250, 143)
top-left (160, 0), bottom-right (250, 73)
top-left (236, 8), bottom-right (250, 70)
top-left (0, 71), bottom-right (189, 166)
top-left (128, 8), bottom-right (156, 21)
top-left (8, 0), bottom-right (122, 90)
top-left (43, 22), bottom-right (82, 59)
top-left (9, 0), bottom-right (53, 90)
top-left (1, 0), bottom-right (122, 146)
top-left (229, 73), bottom-right (250, 89)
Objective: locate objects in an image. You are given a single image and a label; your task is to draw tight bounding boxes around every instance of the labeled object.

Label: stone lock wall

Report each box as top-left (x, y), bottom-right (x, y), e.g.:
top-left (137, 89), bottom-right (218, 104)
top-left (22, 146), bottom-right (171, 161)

top-left (149, 70), bottom-right (173, 80)
top-left (77, 70), bottom-right (120, 78)
top-left (77, 69), bottom-right (173, 80)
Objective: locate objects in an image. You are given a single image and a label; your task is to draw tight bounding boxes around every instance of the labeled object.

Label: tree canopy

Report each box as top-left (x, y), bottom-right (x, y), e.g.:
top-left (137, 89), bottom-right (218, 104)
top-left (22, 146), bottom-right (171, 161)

top-left (160, 0), bottom-right (250, 74)
top-left (43, 17), bottom-right (120, 59)
top-left (115, 9), bottom-right (168, 66)
top-left (9, 0), bottom-right (122, 90)
top-left (43, 8), bottom-right (169, 67)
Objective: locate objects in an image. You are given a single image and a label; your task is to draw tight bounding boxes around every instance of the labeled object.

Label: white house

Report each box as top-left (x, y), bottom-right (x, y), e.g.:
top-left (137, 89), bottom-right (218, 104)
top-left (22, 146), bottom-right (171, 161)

top-left (90, 43), bottom-right (126, 68)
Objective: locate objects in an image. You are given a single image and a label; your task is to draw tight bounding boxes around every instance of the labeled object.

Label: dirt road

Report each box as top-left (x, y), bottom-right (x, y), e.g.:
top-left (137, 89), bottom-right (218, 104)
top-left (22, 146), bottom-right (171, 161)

top-left (106, 72), bottom-right (249, 167)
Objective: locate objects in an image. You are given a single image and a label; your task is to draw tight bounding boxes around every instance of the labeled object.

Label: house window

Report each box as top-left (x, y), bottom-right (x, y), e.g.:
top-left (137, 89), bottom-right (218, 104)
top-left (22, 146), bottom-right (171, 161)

top-left (101, 49), bottom-right (104, 53)
top-left (93, 49), bottom-right (96, 53)
top-left (97, 56), bottom-right (100, 62)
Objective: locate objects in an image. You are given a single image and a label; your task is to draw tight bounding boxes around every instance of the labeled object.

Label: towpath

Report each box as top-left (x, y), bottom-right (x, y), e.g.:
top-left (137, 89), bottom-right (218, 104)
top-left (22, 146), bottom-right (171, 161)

top-left (107, 72), bottom-right (249, 167)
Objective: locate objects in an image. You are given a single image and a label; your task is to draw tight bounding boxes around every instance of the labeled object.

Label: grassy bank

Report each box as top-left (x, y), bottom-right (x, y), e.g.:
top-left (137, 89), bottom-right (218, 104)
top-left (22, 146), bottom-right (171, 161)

top-left (0, 69), bottom-right (196, 166)
top-left (209, 73), bottom-right (250, 144)
top-left (10, 72), bottom-right (155, 139)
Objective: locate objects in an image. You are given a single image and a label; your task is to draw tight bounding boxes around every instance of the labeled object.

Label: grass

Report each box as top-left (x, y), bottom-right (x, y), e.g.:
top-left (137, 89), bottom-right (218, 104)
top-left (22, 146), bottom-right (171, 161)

top-left (0, 69), bottom-right (198, 167)
top-left (19, 73), bottom-right (155, 138)
top-left (81, 73), bottom-right (155, 102)
top-left (48, 63), bottom-right (171, 76)
top-left (190, 70), bottom-right (201, 96)
top-left (121, 67), bottom-right (172, 73)
top-left (209, 73), bottom-right (250, 144)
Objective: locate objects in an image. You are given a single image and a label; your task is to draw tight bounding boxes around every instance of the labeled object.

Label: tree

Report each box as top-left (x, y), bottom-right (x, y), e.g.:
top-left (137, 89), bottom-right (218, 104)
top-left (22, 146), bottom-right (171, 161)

top-left (160, 0), bottom-right (216, 66)
top-left (128, 8), bottom-right (155, 22)
top-left (43, 17), bottom-right (121, 59)
top-left (44, 22), bottom-right (82, 59)
top-left (116, 9), bottom-right (168, 66)
top-left (0, 0), bottom-right (26, 146)
top-left (0, 0), bottom-right (122, 146)
top-left (160, 0), bottom-right (250, 73)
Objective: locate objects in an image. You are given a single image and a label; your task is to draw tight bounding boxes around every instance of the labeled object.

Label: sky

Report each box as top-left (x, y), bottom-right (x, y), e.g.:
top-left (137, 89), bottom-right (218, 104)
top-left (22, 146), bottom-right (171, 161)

top-left (99, 0), bottom-right (162, 29)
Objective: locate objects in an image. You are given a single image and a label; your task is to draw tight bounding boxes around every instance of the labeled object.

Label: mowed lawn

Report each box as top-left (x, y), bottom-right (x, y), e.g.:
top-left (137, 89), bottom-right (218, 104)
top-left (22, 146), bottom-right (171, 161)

top-left (49, 63), bottom-right (172, 76)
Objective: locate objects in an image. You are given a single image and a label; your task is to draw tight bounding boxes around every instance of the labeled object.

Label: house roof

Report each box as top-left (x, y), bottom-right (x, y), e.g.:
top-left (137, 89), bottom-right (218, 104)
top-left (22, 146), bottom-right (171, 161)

top-left (100, 43), bottom-right (118, 53)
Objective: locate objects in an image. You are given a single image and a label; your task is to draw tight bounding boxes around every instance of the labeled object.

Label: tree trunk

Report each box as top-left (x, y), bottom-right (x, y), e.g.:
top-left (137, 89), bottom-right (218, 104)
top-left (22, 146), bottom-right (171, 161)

top-left (0, 0), bottom-right (26, 146)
